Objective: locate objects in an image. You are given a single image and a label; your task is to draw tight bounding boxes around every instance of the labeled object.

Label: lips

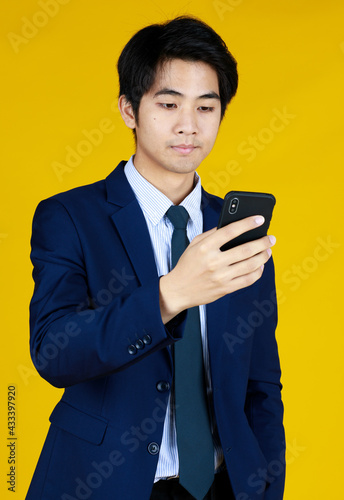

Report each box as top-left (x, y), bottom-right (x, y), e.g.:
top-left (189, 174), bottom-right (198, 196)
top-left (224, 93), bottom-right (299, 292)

top-left (171, 144), bottom-right (197, 154)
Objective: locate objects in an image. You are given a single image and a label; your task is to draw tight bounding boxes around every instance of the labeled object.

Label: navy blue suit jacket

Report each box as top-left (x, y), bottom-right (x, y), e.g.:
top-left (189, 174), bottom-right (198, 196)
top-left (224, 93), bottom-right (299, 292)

top-left (27, 161), bottom-right (285, 500)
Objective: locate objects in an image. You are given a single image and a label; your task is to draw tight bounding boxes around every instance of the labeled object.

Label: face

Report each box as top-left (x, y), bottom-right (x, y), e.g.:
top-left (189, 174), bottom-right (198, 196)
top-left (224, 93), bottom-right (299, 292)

top-left (120, 59), bottom-right (222, 188)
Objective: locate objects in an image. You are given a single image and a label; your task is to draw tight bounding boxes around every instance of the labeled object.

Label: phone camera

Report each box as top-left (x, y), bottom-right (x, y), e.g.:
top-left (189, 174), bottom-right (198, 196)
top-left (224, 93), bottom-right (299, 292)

top-left (229, 197), bottom-right (239, 214)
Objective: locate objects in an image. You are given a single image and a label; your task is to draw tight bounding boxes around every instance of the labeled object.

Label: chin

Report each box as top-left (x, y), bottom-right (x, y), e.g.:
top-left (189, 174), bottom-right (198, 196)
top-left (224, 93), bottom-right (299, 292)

top-left (168, 163), bottom-right (200, 174)
top-left (171, 156), bottom-right (204, 173)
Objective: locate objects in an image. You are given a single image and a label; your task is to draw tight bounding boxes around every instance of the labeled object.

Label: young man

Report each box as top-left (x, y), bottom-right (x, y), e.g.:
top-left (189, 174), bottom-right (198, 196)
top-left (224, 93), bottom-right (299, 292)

top-left (27, 16), bottom-right (285, 500)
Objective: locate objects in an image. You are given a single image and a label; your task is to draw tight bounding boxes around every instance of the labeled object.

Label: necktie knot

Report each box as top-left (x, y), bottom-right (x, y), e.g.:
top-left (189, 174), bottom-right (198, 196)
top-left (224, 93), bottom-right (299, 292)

top-left (166, 205), bottom-right (189, 230)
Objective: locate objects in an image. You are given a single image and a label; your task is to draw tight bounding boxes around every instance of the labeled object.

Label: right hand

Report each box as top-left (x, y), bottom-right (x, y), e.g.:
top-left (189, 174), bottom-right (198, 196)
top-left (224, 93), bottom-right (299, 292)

top-left (159, 215), bottom-right (276, 323)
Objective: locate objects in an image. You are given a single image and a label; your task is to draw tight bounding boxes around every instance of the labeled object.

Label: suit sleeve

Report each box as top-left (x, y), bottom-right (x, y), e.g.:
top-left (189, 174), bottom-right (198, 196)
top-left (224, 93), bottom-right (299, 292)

top-left (245, 258), bottom-right (286, 500)
top-left (29, 198), bottom-right (185, 388)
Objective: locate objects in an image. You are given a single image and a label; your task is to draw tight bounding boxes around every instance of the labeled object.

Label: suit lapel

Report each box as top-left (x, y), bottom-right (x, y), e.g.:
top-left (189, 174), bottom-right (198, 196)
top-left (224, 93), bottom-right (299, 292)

top-left (105, 162), bottom-right (158, 286)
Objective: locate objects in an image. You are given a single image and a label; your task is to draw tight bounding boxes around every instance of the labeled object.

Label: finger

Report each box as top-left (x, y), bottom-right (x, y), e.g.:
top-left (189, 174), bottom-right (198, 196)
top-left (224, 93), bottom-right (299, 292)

top-left (214, 215), bottom-right (266, 248)
top-left (226, 248), bottom-right (272, 281)
top-left (223, 234), bottom-right (275, 265)
top-left (227, 265), bottom-right (265, 294)
top-left (189, 227), bottom-right (217, 246)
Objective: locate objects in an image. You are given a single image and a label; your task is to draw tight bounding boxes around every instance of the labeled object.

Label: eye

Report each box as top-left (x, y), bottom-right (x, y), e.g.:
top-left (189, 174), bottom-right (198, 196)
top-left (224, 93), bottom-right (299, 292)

top-left (159, 103), bottom-right (177, 109)
top-left (198, 106), bottom-right (215, 112)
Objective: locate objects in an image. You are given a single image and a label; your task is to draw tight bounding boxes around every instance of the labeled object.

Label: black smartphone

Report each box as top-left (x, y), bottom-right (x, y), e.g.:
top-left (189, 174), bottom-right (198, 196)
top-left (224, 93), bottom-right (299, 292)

top-left (217, 191), bottom-right (276, 251)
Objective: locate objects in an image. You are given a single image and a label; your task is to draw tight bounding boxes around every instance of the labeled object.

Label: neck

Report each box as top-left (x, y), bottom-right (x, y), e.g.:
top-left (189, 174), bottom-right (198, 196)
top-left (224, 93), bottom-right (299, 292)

top-left (155, 173), bottom-right (196, 205)
top-left (132, 157), bottom-right (196, 205)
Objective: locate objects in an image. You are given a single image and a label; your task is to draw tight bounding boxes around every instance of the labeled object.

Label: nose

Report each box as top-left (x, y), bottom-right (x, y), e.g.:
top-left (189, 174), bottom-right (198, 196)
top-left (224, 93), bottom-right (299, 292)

top-left (174, 107), bottom-right (198, 136)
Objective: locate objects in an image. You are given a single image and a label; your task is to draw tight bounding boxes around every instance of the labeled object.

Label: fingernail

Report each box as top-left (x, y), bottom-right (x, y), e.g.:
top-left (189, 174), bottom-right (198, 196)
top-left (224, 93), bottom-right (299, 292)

top-left (255, 216), bottom-right (265, 225)
top-left (267, 248), bottom-right (272, 257)
top-left (269, 235), bottom-right (276, 245)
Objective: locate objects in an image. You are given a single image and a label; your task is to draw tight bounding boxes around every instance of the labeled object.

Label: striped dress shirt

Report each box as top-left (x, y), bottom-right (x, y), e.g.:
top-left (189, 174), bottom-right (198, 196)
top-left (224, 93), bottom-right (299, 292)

top-left (124, 156), bottom-right (223, 480)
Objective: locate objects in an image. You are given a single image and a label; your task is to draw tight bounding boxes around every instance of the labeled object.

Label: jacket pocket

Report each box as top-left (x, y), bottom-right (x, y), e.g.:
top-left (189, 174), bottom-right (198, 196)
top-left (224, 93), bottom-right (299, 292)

top-left (49, 400), bottom-right (108, 445)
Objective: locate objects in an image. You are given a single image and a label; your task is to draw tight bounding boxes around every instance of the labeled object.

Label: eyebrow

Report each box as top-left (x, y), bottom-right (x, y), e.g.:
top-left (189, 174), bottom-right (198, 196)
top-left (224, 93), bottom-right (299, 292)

top-left (153, 88), bottom-right (221, 101)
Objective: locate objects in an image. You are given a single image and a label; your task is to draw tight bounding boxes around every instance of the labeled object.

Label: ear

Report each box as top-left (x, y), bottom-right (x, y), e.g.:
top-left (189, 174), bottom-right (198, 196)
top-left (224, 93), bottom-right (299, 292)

top-left (118, 95), bottom-right (137, 130)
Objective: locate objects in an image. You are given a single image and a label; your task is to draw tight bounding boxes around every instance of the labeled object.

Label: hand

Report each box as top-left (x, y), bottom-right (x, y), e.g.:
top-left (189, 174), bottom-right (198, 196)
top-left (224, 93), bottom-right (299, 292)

top-left (159, 215), bottom-right (275, 323)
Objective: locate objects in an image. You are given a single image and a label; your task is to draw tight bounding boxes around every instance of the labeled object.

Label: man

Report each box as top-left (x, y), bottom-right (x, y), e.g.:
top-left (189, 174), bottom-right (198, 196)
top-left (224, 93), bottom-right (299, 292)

top-left (27, 16), bottom-right (285, 500)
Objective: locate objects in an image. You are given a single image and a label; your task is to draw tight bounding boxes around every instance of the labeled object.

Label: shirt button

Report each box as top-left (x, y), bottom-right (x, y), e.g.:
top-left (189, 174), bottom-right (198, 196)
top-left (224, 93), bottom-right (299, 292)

top-left (156, 381), bottom-right (170, 392)
top-left (143, 334), bottom-right (152, 345)
top-left (135, 339), bottom-right (144, 350)
top-left (147, 442), bottom-right (160, 455)
top-left (128, 344), bottom-right (137, 355)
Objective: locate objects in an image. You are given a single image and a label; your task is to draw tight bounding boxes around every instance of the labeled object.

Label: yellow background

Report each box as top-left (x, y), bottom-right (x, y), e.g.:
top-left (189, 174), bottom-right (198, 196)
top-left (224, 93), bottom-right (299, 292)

top-left (1, 0), bottom-right (343, 498)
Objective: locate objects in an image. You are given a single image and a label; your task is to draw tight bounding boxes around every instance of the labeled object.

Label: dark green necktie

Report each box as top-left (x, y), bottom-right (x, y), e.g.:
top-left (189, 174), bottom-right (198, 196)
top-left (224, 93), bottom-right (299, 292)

top-left (166, 205), bottom-right (214, 500)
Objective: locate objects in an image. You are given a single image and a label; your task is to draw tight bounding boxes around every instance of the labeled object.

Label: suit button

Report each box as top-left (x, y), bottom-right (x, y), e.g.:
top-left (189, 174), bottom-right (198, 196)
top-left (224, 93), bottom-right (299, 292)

top-left (143, 334), bottom-right (152, 345)
top-left (147, 442), bottom-right (159, 455)
top-left (128, 344), bottom-right (137, 355)
top-left (135, 339), bottom-right (144, 350)
top-left (156, 381), bottom-right (170, 392)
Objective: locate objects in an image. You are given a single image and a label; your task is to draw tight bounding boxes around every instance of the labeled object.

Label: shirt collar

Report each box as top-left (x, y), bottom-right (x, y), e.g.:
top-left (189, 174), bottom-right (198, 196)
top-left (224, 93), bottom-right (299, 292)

top-left (124, 155), bottom-right (202, 225)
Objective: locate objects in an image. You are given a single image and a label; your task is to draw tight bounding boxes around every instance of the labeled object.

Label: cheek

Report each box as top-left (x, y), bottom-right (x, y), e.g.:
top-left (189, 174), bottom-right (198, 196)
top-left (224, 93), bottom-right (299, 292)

top-left (141, 119), bottom-right (163, 150)
top-left (204, 123), bottom-right (220, 145)
top-left (211, 121), bottom-right (221, 141)
top-left (149, 115), bottom-right (163, 131)
top-left (201, 116), bottom-right (220, 136)
top-left (149, 118), bottom-right (169, 140)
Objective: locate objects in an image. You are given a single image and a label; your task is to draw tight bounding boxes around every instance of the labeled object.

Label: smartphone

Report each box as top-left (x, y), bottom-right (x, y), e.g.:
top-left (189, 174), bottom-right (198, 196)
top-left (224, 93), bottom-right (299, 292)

top-left (217, 191), bottom-right (276, 251)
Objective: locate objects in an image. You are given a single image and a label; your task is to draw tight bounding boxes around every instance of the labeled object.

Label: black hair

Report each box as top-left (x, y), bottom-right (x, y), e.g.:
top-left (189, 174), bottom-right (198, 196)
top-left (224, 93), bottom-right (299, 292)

top-left (117, 16), bottom-right (238, 122)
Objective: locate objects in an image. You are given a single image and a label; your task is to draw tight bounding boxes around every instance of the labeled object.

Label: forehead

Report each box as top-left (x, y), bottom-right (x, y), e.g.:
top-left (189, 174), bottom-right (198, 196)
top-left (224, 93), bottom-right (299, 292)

top-left (148, 58), bottom-right (220, 95)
